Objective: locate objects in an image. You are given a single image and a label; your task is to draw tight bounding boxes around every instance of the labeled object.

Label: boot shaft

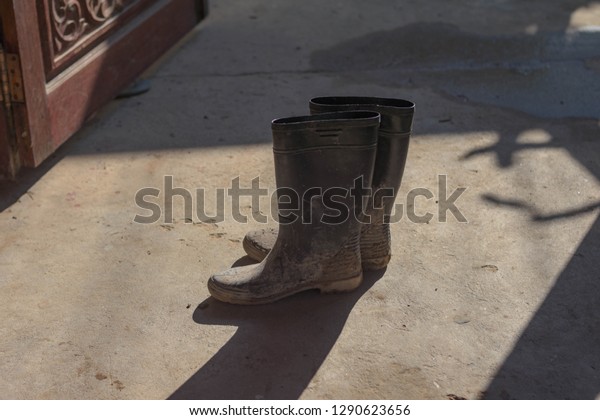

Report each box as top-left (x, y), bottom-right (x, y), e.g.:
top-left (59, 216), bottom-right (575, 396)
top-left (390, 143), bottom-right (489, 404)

top-left (309, 97), bottom-right (415, 217)
top-left (270, 111), bottom-right (380, 253)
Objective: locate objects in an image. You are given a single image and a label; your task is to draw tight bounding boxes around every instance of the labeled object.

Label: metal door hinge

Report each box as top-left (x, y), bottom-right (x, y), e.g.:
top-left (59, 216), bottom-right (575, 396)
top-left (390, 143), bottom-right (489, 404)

top-left (0, 50), bottom-right (25, 103)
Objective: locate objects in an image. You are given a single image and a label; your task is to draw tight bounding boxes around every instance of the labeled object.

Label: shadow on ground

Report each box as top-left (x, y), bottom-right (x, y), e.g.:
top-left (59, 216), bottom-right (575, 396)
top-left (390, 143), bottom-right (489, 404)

top-left (471, 125), bottom-right (600, 399)
top-left (169, 268), bottom-right (386, 399)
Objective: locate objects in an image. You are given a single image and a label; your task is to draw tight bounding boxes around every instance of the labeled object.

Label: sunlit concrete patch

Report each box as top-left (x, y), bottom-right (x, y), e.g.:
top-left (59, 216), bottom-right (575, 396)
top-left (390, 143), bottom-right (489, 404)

top-left (402, 121), bottom-right (599, 397)
top-left (569, 2), bottom-right (600, 28)
top-left (514, 129), bottom-right (553, 145)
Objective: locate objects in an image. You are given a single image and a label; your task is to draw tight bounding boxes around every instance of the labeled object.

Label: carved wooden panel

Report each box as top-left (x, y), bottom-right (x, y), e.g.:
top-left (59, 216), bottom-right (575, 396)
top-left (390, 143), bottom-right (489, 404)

top-left (37, 0), bottom-right (158, 80)
top-left (1, 0), bottom-right (204, 177)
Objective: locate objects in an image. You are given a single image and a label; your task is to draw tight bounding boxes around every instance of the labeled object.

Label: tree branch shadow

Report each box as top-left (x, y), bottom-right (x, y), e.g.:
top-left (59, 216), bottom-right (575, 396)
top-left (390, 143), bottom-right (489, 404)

top-left (463, 118), bottom-right (600, 399)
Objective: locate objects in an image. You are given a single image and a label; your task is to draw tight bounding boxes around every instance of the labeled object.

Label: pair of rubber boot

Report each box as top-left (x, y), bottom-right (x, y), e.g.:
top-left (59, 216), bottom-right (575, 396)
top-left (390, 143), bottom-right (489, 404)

top-left (208, 97), bottom-right (415, 305)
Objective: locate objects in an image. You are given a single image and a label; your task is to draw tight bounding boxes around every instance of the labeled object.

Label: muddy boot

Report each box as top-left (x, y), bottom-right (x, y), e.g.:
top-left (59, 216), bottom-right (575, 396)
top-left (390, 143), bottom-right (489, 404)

top-left (243, 96), bottom-right (415, 271)
top-left (208, 111), bottom-right (380, 305)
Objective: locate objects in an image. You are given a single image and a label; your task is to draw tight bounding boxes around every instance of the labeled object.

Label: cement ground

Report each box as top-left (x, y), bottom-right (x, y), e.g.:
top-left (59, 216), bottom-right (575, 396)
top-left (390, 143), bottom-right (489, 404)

top-left (0, 0), bottom-right (599, 399)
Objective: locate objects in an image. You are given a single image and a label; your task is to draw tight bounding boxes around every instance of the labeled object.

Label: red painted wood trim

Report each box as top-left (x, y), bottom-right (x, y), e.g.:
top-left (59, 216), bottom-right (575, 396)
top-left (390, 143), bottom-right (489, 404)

top-left (44, 0), bottom-right (200, 163)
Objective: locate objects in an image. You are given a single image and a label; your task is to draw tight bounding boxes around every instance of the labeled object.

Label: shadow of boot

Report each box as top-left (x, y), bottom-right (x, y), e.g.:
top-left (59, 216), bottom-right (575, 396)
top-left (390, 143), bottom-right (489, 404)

top-left (169, 268), bottom-right (386, 399)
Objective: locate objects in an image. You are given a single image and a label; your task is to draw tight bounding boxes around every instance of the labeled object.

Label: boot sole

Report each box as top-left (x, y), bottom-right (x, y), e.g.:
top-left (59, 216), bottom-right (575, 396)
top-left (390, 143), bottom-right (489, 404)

top-left (208, 272), bottom-right (363, 305)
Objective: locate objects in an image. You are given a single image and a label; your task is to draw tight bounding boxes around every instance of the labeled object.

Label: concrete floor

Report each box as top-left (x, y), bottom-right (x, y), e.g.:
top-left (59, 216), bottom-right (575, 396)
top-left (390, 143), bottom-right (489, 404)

top-left (1, 0), bottom-right (599, 399)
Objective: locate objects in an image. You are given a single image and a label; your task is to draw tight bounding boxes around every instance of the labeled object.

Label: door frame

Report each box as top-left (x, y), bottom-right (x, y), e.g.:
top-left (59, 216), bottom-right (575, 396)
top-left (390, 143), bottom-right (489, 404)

top-left (0, 0), bottom-right (206, 179)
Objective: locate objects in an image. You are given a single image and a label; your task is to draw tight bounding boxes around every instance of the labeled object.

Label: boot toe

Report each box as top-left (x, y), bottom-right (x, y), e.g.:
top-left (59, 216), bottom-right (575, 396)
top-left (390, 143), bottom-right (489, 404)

top-left (208, 264), bottom-right (266, 305)
top-left (209, 264), bottom-right (256, 288)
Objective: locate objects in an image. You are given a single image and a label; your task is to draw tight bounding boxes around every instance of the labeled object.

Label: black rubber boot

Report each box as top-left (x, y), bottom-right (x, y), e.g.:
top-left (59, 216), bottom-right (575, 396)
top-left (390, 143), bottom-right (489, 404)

top-left (243, 97), bottom-right (415, 270)
top-left (208, 111), bottom-right (380, 305)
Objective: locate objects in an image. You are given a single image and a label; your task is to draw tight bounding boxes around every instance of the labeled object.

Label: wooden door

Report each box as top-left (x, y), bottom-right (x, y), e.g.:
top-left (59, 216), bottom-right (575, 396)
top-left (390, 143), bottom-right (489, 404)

top-left (0, 0), bottom-right (206, 178)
